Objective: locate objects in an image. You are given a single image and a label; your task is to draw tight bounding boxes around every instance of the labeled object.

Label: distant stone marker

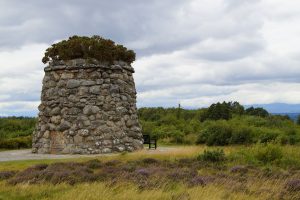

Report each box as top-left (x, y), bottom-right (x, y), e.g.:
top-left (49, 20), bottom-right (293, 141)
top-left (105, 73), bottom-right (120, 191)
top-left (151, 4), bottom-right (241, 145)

top-left (32, 36), bottom-right (143, 154)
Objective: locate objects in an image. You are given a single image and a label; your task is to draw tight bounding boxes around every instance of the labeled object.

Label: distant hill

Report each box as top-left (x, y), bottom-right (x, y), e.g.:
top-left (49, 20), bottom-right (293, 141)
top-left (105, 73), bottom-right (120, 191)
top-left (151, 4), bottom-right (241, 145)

top-left (273, 113), bottom-right (299, 121)
top-left (245, 103), bottom-right (300, 113)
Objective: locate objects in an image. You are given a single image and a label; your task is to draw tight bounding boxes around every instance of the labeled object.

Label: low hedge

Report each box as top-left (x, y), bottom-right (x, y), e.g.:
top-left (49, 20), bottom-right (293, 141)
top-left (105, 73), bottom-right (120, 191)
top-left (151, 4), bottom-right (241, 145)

top-left (0, 136), bottom-right (32, 149)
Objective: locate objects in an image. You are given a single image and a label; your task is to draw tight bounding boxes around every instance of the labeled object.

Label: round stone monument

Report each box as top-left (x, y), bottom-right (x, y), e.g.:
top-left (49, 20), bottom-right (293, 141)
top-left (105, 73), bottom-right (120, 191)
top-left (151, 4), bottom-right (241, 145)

top-left (32, 36), bottom-right (143, 154)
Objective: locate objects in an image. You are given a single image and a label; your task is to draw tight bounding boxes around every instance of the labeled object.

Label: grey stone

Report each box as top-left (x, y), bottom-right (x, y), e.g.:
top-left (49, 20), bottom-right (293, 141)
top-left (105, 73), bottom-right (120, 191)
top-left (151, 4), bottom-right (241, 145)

top-left (61, 73), bottom-right (74, 79)
top-left (78, 87), bottom-right (89, 95)
top-left (50, 107), bottom-right (61, 115)
top-left (57, 80), bottom-right (66, 88)
top-left (78, 129), bottom-right (89, 137)
top-left (66, 79), bottom-right (81, 88)
top-left (58, 121), bottom-right (71, 131)
top-left (102, 148), bottom-right (112, 153)
top-left (115, 145), bottom-right (125, 152)
top-left (126, 119), bottom-right (137, 127)
top-left (81, 80), bottom-right (95, 86)
top-left (83, 120), bottom-right (91, 126)
top-left (68, 107), bottom-right (81, 115)
top-left (43, 131), bottom-right (50, 139)
top-left (83, 105), bottom-right (100, 115)
top-left (68, 130), bottom-right (76, 136)
top-left (74, 135), bottom-right (83, 144)
top-left (89, 86), bottom-right (101, 94)
top-left (50, 116), bottom-right (61, 124)
top-left (68, 95), bottom-right (79, 102)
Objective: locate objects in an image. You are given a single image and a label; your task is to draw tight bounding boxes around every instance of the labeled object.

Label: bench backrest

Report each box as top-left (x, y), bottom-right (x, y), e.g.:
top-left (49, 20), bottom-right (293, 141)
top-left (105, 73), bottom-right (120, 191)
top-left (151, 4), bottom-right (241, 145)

top-left (143, 134), bottom-right (150, 144)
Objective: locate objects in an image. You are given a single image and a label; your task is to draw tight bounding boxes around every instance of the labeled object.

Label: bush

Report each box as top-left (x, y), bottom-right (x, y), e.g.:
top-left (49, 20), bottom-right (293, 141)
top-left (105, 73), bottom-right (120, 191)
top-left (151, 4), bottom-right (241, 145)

top-left (42, 35), bottom-right (135, 65)
top-left (0, 117), bottom-right (36, 139)
top-left (253, 143), bottom-right (283, 164)
top-left (169, 130), bottom-right (185, 144)
top-left (245, 107), bottom-right (269, 117)
top-left (297, 115), bottom-right (300, 125)
top-left (286, 179), bottom-right (300, 191)
top-left (0, 171), bottom-right (17, 180)
top-left (201, 102), bottom-right (232, 121)
top-left (258, 131), bottom-right (279, 143)
top-left (197, 122), bottom-right (232, 146)
top-left (230, 126), bottom-right (253, 144)
top-left (0, 136), bottom-right (32, 149)
top-left (197, 149), bottom-right (226, 162)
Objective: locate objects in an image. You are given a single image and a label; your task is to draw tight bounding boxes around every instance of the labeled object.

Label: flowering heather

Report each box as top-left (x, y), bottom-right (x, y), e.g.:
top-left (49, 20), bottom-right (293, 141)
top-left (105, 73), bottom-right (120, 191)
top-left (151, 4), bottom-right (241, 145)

top-left (285, 179), bottom-right (300, 191)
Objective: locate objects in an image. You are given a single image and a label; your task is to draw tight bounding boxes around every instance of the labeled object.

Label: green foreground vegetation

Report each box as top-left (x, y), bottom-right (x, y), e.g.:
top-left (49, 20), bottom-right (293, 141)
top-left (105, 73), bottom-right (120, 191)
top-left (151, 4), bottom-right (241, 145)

top-left (0, 117), bottom-right (35, 149)
top-left (1, 145), bottom-right (300, 200)
top-left (1, 101), bottom-right (300, 149)
top-left (140, 102), bottom-right (300, 145)
top-left (1, 102), bottom-right (300, 199)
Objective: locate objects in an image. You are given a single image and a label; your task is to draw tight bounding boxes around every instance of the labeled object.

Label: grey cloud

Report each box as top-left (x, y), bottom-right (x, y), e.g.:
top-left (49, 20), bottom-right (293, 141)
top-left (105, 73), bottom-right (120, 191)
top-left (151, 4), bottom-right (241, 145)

top-left (1, 0), bottom-right (300, 115)
top-left (0, 0), bottom-right (186, 55)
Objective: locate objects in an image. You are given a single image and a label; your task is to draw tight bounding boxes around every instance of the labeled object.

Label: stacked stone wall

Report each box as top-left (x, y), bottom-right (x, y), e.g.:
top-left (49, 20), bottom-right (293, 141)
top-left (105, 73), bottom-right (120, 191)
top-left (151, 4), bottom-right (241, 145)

top-left (32, 59), bottom-right (143, 154)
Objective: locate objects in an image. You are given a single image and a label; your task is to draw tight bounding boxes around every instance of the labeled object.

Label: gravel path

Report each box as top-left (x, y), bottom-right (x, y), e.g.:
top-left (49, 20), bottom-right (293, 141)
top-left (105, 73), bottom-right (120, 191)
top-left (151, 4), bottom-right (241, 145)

top-left (0, 147), bottom-right (172, 162)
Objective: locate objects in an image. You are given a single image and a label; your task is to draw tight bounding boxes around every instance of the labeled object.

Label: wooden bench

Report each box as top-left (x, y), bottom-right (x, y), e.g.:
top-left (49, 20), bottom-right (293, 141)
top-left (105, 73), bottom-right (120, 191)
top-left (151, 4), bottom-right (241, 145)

top-left (143, 135), bottom-right (157, 149)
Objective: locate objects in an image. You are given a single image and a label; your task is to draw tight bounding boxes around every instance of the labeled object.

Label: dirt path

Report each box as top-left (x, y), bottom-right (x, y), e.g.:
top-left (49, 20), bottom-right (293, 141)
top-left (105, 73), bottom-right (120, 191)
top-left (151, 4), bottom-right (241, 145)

top-left (0, 147), bottom-right (174, 162)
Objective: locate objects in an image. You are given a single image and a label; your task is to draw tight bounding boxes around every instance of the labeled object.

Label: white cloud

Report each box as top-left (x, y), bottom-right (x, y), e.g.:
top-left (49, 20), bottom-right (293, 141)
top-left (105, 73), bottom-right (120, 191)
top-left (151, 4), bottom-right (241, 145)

top-left (0, 43), bottom-right (46, 115)
top-left (1, 0), bottom-right (300, 115)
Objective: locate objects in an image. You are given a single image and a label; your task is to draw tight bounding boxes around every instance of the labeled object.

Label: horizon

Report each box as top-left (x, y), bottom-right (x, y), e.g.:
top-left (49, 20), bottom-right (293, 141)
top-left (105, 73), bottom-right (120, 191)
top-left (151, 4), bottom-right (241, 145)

top-left (1, 102), bottom-right (300, 117)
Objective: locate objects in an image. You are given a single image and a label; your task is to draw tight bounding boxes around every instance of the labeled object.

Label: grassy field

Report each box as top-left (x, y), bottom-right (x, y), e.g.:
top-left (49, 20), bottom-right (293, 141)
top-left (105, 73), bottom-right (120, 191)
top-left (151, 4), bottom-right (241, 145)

top-left (1, 145), bottom-right (300, 200)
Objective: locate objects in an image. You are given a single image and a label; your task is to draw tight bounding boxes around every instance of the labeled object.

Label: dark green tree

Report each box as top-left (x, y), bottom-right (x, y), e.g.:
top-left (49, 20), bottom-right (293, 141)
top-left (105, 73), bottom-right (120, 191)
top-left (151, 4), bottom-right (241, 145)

top-left (229, 101), bottom-right (245, 115)
top-left (201, 102), bottom-right (232, 121)
top-left (297, 115), bottom-right (300, 125)
top-left (245, 107), bottom-right (269, 117)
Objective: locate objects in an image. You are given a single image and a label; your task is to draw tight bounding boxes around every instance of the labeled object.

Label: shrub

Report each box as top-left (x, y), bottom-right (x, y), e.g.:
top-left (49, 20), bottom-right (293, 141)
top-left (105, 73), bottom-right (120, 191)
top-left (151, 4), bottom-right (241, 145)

top-left (197, 122), bottom-right (232, 146)
top-left (8, 162), bottom-right (94, 185)
top-left (230, 126), bottom-right (253, 144)
top-left (0, 171), bottom-right (17, 180)
top-left (253, 143), bottom-right (283, 164)
top-left (285, 179), bottom-right (300, 191)
top-left (42, 35), bottom-right (135, 64)
top-left (197, 149), bottom-right (226, 162)
top-left (245, 107), bottom-right (269, 117)
top-left (142, 158), bottom-right (159, 165)
top-left (230, 166), bottom-right (248, 174)
top-left (85, 159), bottom-right (102, 169)
top-left (169, 130), bottom-right (185, 144)
top-left (188, 176), bottom-right (207, 187)
top-left (135, 168), bottom-right (151, 177)
top-left (201, 102), bottom-right (232, 121)
top-left (0, 136), bottom-right (32, 149)
top-left (297, 115), bottom-right (300, 125)
top-left (258, 131), bottom-right (279, 143)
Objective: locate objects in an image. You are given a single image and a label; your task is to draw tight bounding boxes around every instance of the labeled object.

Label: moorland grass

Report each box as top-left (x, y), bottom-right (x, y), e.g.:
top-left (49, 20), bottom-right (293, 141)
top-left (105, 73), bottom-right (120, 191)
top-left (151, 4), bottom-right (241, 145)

top-left (1, 145), bottom-right (300, 200)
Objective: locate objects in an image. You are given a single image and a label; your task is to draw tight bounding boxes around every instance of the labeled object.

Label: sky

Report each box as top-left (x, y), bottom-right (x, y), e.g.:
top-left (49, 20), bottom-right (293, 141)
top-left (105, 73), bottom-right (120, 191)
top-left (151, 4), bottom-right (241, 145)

top-left (1, 0), bottom-right (300, 116)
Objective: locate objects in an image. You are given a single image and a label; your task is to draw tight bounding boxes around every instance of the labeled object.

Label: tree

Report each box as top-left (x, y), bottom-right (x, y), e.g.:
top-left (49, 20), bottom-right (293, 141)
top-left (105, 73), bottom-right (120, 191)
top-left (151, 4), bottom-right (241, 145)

top-left (229, 101), bottom-right (245, 115)
top-left (297, 115), bottom-right (300, 125)
top-left (245, 107), bottom-right (269, 117)
top-left (201, 102), bottom-right (232, 121)
top-left (176, 103), bottom-right (182, 119)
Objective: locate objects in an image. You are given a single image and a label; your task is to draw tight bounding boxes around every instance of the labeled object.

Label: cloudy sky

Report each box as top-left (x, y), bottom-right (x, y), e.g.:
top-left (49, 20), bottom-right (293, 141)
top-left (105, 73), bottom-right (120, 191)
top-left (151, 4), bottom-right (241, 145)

top-left (1, 0), bottom-right (300, 116)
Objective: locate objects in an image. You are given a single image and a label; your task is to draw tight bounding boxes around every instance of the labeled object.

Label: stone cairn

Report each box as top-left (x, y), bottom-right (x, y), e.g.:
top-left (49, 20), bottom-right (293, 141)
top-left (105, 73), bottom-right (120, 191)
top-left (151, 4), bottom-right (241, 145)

top-left (32, 59), bottom-right (143, 154)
